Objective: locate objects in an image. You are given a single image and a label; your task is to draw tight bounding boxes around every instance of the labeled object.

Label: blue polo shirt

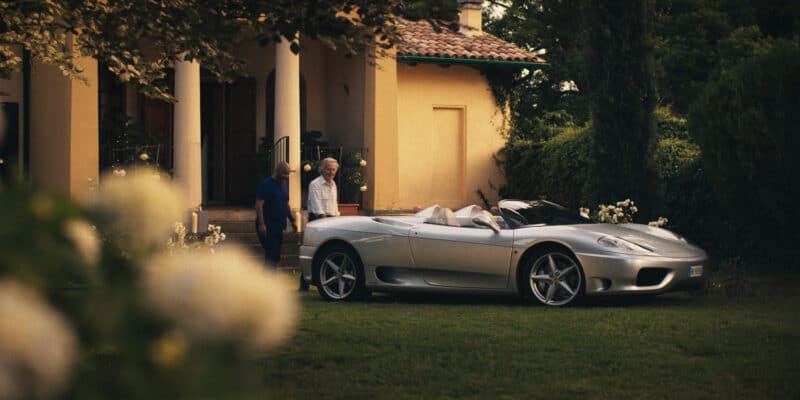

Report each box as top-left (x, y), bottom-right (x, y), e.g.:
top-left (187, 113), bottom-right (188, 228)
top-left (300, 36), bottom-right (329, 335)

top-left (256, 176), bottom-right (289, 231)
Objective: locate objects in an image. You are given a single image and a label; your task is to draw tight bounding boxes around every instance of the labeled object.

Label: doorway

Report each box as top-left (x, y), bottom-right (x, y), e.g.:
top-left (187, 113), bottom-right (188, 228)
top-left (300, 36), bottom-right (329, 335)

top-left (200, 76), bottom-right (257, 206)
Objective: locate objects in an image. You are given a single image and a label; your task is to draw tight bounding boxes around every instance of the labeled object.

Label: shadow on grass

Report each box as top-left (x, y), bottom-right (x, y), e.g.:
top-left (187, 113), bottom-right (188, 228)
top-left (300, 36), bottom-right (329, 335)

top-left (301, 287), bottom-right (700, 308)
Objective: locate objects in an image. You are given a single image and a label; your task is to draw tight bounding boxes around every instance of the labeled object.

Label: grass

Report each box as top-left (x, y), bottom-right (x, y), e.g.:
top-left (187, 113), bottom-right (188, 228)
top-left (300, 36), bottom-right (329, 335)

top-left (245, 271), bottom-right (799, 399)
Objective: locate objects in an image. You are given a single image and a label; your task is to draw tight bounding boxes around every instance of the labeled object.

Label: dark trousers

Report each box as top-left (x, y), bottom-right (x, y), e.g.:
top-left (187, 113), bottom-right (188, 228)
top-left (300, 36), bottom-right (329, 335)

top-left (256, 221), bottom-right (283, 267)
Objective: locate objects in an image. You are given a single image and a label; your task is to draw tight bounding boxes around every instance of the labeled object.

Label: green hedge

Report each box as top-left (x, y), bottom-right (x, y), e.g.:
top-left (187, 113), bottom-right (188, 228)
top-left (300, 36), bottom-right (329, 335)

top-left (499, 108), bottom-right (733, 253)
top-left (499, 124), bottom-right (592, 209)
top-left (689, 40), bottom-right (800, 253)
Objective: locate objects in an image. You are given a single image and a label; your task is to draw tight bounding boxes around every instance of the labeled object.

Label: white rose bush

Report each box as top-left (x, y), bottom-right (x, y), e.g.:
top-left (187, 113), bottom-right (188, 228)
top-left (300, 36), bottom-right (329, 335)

top-left (583, 198), bottom-right (669, 226)
top-left (0, 168), bottom-right (299, 398)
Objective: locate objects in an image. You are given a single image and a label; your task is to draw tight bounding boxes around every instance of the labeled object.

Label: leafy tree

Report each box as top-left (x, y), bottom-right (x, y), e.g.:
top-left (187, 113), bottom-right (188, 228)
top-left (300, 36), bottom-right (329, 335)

top-left (653, 0), bottom-right (800, 113)
top-left (484, 0), bottom-right (591, 141)
top-left (0, 0), bottom-right (404, 99)
top-left (586, 0), bottom-right (657, 205)
top-left (689, 40), bottom-right (800, 253)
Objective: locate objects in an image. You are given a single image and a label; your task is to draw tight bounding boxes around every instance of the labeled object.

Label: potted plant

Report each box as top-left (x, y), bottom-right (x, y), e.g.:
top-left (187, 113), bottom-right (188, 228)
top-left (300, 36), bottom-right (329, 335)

top-left (338, 151), bottom-right (367, 215)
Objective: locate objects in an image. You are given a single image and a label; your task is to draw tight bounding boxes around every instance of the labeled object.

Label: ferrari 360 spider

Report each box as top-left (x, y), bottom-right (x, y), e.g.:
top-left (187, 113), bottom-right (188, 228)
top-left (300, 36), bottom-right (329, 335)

top-left (299, 200), bottom-right (707, 306)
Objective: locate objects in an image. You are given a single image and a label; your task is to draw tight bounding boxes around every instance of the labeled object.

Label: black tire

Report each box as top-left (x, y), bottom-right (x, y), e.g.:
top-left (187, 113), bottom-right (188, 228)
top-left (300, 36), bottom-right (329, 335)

top-left (314, 244), bottom-right (366, 301)
top-left (522, 246), bottom-right (585, 306)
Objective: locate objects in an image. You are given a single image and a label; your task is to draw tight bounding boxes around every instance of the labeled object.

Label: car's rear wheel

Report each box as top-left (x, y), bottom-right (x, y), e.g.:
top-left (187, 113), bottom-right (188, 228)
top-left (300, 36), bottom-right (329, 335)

top-left (315, 245), bottom-right (366, 301)
top-left (525, 248), bottom-right (584, 306)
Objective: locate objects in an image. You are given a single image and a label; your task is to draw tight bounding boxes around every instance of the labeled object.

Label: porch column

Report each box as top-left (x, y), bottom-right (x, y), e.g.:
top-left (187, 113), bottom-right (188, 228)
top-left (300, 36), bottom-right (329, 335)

top-left (29, 38), bottom-right (98, 198)
top-left (173, 57), bottom-right (202, 209)
top-left (363, 48), bottom-right (400, 211)
top-left (274, 37), bottom-right (301, 211)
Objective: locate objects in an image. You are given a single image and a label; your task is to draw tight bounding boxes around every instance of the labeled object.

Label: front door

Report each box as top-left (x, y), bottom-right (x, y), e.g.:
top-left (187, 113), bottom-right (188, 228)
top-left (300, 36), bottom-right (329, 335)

top-left (409, 224), bottom-right (514, 289)
top-left (224, 77), bottom-right (256, 205)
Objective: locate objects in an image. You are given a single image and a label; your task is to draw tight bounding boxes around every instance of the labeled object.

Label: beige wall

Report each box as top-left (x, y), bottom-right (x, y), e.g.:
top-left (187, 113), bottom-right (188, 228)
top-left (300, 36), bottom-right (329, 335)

top-left (396, 63), bottom-right (506, 210)
top-left (29, 54), bottom-right (99, 197)
top-left (322, 47), bottom-right (365, 149)
top-left (363, 52), bottom-right (400, 211)
top-left (236, 41), bottom-right (275, 145)
top-left (300, 39), bottom-right (327, 135)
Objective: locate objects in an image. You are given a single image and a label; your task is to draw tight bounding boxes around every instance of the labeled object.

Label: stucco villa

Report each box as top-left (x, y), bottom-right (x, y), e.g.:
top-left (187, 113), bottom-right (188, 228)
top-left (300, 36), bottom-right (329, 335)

top-left (0, 0), bottom-right (544, 214)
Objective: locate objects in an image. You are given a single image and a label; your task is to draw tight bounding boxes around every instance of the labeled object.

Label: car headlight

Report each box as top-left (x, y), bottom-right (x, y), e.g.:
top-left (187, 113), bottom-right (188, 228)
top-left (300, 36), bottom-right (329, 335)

top-left (597, 235), bottom-right (653, 254)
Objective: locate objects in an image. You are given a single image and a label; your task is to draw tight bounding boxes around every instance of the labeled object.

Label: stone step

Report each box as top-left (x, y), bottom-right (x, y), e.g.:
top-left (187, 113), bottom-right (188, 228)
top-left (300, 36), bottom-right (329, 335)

top-left (211, 220), bottom-right (255, 234)
top-left (224, 232), bottom-right (261, 245)
top-left (206, 208), bottom-right (255, 221)
top-left (205, 207), bottom-right (299, 269)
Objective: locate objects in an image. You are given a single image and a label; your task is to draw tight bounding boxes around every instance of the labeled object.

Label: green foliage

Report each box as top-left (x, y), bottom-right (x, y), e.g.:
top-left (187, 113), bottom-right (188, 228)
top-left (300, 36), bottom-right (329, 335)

top-left (498, 123), bottom-right (592, 208)
top-left (689, 40), bottom-right (800, 251)
top-left (0, 181), bottom-right (295, 398)
top-left (484, 0), bottom-right (592, 140)
top-left (339, 151), bottom-right (367, 203)
top-left (653, 0), bottom-right (800, 113)
top-left (0, 0), bottom-right (404, 99)
top-left (586, 0), bottom-right (657, 206)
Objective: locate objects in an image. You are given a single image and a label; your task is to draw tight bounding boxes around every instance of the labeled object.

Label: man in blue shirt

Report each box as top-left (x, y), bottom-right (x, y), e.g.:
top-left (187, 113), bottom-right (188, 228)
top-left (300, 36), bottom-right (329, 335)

top-left (255, 160), bottom-right (297, 267)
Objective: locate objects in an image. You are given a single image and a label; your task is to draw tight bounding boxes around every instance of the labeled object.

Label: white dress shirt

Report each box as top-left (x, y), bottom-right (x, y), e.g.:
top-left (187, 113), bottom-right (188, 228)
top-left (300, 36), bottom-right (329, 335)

top-left (307, 175), bottom-right (340, 216)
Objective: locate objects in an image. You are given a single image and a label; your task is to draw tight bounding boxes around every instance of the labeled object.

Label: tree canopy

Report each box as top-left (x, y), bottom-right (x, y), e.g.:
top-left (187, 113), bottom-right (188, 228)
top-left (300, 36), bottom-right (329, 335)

top-left (0, 0), bottom-right (414, 99)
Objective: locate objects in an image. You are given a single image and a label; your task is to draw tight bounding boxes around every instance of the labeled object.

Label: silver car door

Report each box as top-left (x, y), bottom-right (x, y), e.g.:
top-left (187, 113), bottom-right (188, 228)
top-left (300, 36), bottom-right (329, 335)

top-left (409, 224), bottom-right (514, 289)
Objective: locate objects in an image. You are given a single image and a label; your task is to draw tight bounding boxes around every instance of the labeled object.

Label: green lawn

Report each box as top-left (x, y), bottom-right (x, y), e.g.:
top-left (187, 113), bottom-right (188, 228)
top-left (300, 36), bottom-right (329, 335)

top-left (249, 272), bottom-right (799, 399)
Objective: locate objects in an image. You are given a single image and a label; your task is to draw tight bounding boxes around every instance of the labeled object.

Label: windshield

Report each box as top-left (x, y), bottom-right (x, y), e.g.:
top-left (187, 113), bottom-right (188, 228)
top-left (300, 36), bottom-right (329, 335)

top-left (498, 199), bottom-right (592, 228)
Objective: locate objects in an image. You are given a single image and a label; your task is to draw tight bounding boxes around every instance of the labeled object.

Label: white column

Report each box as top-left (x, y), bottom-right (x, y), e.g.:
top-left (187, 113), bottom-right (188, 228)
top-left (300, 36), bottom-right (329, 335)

top-left (274, 37), bottom-right (302, 211)
top-left (173, 58), bottom-right (202, 209)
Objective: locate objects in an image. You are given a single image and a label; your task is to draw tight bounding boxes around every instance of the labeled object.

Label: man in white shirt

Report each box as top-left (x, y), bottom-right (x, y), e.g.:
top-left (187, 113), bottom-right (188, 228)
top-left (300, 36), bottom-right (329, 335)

top-left (307, 157), bottom-right (340, 220)
top-left (300, 157), bottom-right (339, 291)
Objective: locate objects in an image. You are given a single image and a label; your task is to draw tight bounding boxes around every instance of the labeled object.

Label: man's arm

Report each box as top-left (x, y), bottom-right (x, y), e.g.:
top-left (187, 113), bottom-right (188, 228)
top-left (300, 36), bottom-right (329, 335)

top-left (255, 199), bottom-right (266, 236)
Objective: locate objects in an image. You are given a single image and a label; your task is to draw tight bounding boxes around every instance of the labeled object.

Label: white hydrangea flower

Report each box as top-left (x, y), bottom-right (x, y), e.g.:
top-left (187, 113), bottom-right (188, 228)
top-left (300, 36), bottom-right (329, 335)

top-left (87, 168), bottom-right (184, 256)
top-left (0, 281), bottom-right (77, 399)
top-left (142, 247), bottom-right (299, 352)
top-left (63, 218), bottom-right (101, 266)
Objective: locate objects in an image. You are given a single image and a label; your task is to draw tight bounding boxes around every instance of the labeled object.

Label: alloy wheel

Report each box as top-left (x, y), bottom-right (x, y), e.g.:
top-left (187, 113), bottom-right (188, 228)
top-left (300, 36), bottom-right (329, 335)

top-left (529, 252), bottom-right (582, 306)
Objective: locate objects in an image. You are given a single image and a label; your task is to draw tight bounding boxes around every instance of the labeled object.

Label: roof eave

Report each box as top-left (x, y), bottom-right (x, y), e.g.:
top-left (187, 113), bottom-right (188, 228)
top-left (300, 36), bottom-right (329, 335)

top-left (397, 55), bottom-right (547, 68)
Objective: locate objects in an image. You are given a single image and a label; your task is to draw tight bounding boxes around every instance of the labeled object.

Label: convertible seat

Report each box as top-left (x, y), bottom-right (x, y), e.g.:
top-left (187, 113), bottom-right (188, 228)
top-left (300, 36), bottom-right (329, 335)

top-left (425, 206), bottom-right (459, 227)
top-left (454, 204), bottom-right (482, 217)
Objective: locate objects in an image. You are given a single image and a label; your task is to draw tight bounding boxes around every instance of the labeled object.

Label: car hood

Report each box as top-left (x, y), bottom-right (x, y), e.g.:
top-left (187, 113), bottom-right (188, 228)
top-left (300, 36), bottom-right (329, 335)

top-left (575, 223), bottom-right (705, 257)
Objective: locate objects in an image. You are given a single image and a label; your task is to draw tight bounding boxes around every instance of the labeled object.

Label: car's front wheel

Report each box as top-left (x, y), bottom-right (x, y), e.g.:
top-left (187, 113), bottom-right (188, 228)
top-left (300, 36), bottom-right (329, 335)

top-left (524, 248), bottom-right (584, 306)
top-left (315, 244), bottom-right (366, 301)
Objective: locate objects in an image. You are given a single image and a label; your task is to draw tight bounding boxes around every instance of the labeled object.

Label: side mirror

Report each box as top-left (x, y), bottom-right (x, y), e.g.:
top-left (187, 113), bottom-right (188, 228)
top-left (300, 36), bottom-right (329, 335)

top-left (472, 213), bottom-right (500, 233)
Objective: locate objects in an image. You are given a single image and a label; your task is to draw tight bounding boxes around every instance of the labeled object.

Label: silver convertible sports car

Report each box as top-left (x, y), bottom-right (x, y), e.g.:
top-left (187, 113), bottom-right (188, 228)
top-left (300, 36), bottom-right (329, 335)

top-left (300, 200), bottom-right (707, 306)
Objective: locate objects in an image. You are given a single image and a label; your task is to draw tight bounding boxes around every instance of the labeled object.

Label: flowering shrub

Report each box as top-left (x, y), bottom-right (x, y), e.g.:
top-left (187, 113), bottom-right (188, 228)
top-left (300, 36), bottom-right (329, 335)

top-left (583, 198), bottom-right (638, 224)
top-left (582, 198), bottom-right (669, 227)
top-left (0, 169), bottom-right (298, 398)
top-left (167, 222), bottom-right (227, 252)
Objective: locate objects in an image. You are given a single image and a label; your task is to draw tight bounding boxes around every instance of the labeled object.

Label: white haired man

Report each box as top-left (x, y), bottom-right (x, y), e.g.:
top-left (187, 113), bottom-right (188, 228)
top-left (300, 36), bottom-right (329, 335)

top-left (300, 157), bottom-right (340, 290)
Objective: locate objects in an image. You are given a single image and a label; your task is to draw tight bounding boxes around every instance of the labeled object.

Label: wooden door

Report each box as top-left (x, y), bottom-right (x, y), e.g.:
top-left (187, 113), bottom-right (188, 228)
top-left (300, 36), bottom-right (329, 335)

top-left (225, 77), bottom-right (257, 205)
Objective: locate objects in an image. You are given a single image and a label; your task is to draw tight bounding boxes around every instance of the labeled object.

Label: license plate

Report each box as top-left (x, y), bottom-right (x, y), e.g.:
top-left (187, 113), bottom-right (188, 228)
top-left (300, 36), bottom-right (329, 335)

top-left (689, 265), bottom-right (703, 278)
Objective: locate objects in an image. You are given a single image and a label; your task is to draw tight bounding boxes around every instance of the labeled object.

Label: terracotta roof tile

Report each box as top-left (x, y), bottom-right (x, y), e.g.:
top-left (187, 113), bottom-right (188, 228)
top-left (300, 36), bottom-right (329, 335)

top-left (396, 18), bottom-right (545, 64)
